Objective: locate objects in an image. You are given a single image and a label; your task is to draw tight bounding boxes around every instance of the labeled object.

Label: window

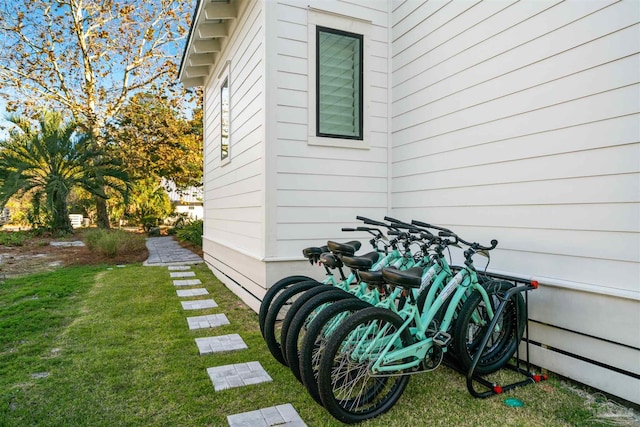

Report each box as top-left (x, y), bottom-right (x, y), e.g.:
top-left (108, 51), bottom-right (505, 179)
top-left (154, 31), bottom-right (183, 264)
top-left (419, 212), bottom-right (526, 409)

top-left (220, 76), bottom-right (229, 161)
top-left (308, 10), bottom-right (370, 149)
top-left (316, 27), bottom-right (363, 140)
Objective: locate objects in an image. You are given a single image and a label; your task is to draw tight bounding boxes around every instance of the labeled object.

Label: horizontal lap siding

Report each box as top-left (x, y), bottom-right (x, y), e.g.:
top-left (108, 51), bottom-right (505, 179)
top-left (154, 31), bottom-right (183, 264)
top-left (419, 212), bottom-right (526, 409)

top-left (271, 1), bottom-right (391, 258)
top-left (203, 0), bottom-right (265, 258)
top-left (391, 0), bottom-right (640, 403)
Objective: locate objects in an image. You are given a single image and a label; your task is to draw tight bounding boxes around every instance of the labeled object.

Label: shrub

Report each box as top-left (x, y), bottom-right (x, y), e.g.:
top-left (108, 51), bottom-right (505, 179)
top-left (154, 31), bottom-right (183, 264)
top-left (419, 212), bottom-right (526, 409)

top-left (176, 220), bottom-right (202, 247)
top-left (0, 231), bottom-right (30, 246)
top-left (83, 229), bottom-right (146, 258)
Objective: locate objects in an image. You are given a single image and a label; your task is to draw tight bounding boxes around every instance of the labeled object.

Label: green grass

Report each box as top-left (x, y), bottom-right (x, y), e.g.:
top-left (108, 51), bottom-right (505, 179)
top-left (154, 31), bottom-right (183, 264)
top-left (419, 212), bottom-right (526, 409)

top-left (0, 264), bottom-right (615, 426)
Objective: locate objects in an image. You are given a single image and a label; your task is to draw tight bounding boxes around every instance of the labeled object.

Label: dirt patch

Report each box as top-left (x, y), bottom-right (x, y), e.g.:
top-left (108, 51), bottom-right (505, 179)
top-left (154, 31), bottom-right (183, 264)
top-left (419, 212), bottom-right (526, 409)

top-left (0, 230), bottom-right (149, 279)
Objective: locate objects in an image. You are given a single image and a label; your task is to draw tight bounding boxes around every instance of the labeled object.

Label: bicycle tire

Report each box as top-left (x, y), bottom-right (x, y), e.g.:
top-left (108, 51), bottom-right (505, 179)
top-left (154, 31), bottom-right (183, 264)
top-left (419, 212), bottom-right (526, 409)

top-left (280, 285), bottom-right (342, 364)
top-left (452, 280), bottom-right (526, 375)
top-left (318, 307), bottom-right (413, 424)
top-left (300, 298), bottom-right (372, 405)
top-left (263, 280), bottom-right (322, 366)
top-left (259, 275), bottom-right (316, 338)
top-left (285, 288), bottom-right (354, 382)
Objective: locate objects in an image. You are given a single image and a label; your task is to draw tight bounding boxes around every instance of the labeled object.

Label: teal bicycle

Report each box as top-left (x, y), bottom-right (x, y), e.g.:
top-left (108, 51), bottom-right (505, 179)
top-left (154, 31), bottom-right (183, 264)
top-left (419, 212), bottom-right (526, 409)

top-left (317, 232), bottom-right (526, 424)
top-left (263, 218), bottom-right (418, 365)
top-left (296, 228), bottom-right (457, 404)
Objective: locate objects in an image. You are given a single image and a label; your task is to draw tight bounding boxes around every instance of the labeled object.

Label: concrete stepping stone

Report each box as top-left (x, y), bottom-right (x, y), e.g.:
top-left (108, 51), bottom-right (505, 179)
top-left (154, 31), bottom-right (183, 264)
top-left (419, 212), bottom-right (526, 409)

top-left (176, 288), bottom-right (209, 297)
top-left (207, 361), bottom-right (272, 391)
top-left (181, 299), bottom-right (218, 310)
top-left (196, 334), bottom-right (247, 355)
top-left (174, 279), bottom-right (202, 287)
top-left (227, 404), bottom-right (306, 427)
top-left (168, 265), bottom-right (191, 271)
top-left (187, 314), bottom-right (230, 330)
top-left (170, 271), bottom-right (196, 278)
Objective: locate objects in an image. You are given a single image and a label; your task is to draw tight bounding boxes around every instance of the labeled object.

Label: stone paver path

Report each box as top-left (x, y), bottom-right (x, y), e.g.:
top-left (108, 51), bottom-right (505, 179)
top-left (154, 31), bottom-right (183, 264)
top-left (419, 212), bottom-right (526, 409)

top-left (155, 256), bottom-right (306, 425)
top-left (207, 362), bottom-right (272, 391)
top-left (174, 279), bottom-right (202, 286)
top-left (187, 314), bottom-right (230, 330)
top-left (182, 299), bottom-right (218, 310)
top-left (170, 271), bottom-right (196, 278)
top-left (196, 334), bottom-right (247, 354)
top-left (177, 288), bottom-right (209, 297)
top-left (227, 404), bottom-right (307, 427)
top-left (144, 236), bottom-right (202, 266)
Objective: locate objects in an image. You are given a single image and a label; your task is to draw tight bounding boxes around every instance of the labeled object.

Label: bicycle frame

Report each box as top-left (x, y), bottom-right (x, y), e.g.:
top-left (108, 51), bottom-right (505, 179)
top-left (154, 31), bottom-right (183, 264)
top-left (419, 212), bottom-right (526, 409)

top-left (350, 265), bottom-right (499, 375)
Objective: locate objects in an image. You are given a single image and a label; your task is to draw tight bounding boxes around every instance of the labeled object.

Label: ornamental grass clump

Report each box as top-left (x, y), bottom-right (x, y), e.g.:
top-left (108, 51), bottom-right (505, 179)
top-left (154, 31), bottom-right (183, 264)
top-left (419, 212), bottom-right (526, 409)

top-left (83, 229), bottom-right (146, 258)
top-left (0, 230), bottom-right (30, 246)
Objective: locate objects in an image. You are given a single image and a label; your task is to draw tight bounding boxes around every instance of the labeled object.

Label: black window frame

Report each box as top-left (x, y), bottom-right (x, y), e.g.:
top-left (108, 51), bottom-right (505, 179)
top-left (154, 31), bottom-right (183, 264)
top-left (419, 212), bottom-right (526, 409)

top-left (315, 26), bottom-right (364, 140)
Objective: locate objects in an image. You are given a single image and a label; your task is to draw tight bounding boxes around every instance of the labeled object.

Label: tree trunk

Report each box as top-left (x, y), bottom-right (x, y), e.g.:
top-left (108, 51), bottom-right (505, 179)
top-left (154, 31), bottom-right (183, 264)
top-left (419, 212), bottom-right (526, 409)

top-left (95, 195), bottom-right (110, 229)
top-left (52, 189), bottom-right (73, 233)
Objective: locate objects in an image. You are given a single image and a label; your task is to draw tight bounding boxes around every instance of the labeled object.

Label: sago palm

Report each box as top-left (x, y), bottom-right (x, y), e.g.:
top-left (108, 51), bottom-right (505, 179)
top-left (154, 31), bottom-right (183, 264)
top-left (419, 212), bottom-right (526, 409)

top-left (0, 111), bottom-right (128, 232)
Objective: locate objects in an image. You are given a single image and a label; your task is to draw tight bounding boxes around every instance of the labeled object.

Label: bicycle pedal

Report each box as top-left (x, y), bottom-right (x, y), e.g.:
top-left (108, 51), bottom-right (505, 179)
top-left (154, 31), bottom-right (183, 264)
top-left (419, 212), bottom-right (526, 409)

top-left (432, 331), bottom-right (451, 347)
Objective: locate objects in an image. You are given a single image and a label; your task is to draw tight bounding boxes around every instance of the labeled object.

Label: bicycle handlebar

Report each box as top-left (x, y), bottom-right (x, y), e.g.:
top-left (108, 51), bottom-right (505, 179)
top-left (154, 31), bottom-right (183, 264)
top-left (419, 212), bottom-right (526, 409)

top-left (439, 230), bottom-right (498, 251)
top-left (356, 216), bottom-right (388, 228)
top-left (383, 216), bottom-right (424, 233)
top-left (411, 219), bottom-right (453, 234)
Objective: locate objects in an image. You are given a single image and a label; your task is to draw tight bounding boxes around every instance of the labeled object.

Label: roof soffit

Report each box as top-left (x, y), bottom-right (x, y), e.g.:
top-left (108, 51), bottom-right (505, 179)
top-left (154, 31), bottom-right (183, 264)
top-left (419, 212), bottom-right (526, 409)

top-left (179, 0), bottom-right (238, 88)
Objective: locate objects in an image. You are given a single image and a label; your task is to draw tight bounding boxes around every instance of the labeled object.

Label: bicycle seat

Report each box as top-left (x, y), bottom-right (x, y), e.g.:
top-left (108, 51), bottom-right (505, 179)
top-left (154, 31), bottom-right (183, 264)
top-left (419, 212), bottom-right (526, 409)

top-left (320, 252), bottom-right (343, 269)
top-left (341, 251), bottom-right (380, 270)
top-left (302, 245), bottom-right (328, 264)
top-left (382, 266), bottom-right (423, 289)
top-left (358, 270), bottom-right (384, 285)
top-left (327, 240), bottom-right (361, 256)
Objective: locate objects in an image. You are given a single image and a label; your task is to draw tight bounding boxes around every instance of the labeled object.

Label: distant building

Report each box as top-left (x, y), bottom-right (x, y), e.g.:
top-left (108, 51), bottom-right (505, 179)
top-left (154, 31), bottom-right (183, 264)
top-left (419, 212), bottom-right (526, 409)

top-left (163, 179), bottom-right (204, 221)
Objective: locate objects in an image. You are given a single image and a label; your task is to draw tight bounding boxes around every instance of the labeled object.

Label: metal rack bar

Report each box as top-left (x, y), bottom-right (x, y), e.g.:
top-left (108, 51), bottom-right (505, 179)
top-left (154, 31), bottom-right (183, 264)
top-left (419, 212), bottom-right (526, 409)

top-left (447, 273), bottom-right (548, 398)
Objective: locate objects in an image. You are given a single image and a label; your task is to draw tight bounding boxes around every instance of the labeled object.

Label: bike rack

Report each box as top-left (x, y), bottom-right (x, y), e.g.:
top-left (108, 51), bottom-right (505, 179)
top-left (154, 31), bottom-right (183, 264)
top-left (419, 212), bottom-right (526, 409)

top-left (444, 272), bottom-right (548, 398)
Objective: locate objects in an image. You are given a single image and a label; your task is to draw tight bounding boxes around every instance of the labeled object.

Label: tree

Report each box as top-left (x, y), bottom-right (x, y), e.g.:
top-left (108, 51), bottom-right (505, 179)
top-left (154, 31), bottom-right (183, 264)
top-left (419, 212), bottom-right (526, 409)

top-left (118, 176), bottom-right (173, 231)
top-left (108, 92), bottom-right (202, 188)
top-left (0, 0), bottom-right (192, 227)
top-left (0, 111), bottom-right (128, 233)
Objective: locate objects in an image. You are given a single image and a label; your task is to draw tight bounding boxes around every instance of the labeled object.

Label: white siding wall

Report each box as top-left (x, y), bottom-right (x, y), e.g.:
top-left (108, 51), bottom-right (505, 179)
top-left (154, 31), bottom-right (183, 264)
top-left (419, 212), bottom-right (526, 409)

top-left (267, 0), bottom-right (391, 263)
top-left (391, 0), bottom-right (640, 403)
top-left (202, 0), bottom-right (267, 310)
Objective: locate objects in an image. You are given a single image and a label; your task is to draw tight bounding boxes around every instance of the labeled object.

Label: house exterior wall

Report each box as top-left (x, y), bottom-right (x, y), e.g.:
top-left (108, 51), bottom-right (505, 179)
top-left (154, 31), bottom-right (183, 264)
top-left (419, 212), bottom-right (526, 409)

top-left (201, 0), bottom-right (268, 311)
top-left (265, 0), bottom-right (392, 267)
top-left (192, 0), bottom-right (639, 404)
top-left (390, 0), bottom-right (639, 403)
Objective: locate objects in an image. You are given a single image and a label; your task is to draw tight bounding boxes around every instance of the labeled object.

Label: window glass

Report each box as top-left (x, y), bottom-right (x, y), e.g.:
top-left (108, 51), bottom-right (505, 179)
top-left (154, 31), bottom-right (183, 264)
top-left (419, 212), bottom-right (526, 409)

top-left (316, 26), bottom-right (363, 140)
top-left (220, 76), bottom-right (229, 160)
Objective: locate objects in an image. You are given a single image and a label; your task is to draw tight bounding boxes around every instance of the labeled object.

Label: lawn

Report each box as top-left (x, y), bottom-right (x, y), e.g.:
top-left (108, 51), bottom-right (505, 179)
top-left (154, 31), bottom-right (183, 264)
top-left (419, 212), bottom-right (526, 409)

top-left (0, 262), bottom-right (626, 426)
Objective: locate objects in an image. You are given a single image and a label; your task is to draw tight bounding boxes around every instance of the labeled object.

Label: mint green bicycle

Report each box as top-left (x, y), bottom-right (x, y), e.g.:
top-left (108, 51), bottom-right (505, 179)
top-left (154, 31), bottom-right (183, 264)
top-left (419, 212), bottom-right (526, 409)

top-left (317, 232), bottom-right (526, 424)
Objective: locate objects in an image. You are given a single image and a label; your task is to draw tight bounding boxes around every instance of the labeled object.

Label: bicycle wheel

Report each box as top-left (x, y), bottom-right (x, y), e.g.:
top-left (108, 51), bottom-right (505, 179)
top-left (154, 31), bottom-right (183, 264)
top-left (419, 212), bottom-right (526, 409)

top-left (452, 281), bottom-right (526, 375)
top-left (280, 285), bottom-right (342, 364)
top-left (318, 307), bottom-right (412, 424)
top-left (300, 298), bottom-right (372, 405)
top-left (259, 275), bottom-right (316, 338)
top-left (285, 288), bottom-right (353, 382)
top-left (263, 281), bottom-right (322, 365)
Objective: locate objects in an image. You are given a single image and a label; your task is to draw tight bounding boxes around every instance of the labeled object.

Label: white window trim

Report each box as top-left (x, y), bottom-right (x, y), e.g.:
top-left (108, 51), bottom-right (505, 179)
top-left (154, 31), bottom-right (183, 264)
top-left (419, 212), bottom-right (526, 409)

top-left (307, 9), bottom-right (371, 149)
top-left (219, 60), bottom-right (231, 166)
